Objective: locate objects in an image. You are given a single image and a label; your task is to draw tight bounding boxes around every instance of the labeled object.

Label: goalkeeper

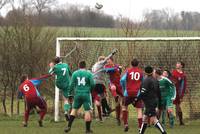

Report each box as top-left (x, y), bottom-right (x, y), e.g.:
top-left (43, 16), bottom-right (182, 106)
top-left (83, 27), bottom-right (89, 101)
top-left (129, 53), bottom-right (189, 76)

top-left (91, 49), bottom-right (117, 121)
top-left (49, 57), bottom-right (72, 121)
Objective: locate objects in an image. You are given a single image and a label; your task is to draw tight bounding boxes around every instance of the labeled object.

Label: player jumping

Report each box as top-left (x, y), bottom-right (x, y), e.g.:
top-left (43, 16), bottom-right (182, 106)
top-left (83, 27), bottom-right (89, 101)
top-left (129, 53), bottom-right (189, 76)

top-left (92, 50), bottom-right (117, 121)
top-left (49, 57), bottom-right (72, 121)
top-left (136, 66), bottom-right (167, 134)
top-left (154, 68), bottom-right (176, 128)
top-left (172, 61), bottom-right (188, 125)
top-left (19, 74), bottom-right (51, 127)
top-left (64, 61), bottom-right (95, 134)
top-left (120, 58), bottom-right (144, 132)
top-left (104, 57), bottom-right (123, 125)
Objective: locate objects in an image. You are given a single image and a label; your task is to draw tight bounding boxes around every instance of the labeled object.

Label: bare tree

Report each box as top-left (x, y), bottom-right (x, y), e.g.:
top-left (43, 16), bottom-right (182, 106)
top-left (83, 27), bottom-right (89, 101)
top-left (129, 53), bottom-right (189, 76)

top-left (0, 0), bottom-right (9, 9)
top-left (119, 16), bottom-right (149, 67)
top-left (32, 0), bottom-right (56, 15)
top-left (0, 0), bottom-right (57, 115)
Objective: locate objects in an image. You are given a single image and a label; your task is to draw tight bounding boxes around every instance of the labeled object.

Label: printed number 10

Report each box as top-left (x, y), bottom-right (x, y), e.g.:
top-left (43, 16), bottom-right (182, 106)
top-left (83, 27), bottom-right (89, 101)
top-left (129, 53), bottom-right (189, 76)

top-left (130, 72), bottom-right (140, 80)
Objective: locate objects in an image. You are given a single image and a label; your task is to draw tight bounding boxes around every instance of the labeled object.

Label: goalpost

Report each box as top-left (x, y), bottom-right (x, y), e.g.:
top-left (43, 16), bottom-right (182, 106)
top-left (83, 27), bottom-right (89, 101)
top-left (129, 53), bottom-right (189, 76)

top-left (54, 37), bottom-right (200, 122)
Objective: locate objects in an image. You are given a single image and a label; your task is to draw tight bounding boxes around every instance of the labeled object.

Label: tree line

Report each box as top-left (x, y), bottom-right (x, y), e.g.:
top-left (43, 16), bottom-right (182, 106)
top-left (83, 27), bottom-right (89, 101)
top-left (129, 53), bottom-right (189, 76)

top-left (1, 1), bottom-right (200, 30)
top-left (0, 1), bottom-right (116, 28)
top-left (143, 9), bottom-right (200, 30)
top-left (1, 5), bottom-right (200, 30)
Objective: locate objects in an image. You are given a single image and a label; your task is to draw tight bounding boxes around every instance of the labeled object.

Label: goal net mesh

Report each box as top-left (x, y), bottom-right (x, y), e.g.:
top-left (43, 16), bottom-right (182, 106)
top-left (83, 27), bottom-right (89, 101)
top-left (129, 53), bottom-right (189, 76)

top-left (59, 40), bottom-right (200, 119)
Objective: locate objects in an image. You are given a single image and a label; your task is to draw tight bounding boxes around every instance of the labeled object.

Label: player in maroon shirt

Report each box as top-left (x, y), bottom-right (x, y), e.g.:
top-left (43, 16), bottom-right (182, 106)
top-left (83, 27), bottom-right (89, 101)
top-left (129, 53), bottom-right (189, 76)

top-left (120, 59), bottom-right (144, 132)
top-left (172, 61), bottom-right (188, 125)
top-left (104, 57), bottom-right (123, 125)
top-left (19, 74), bottom-right (51, 127)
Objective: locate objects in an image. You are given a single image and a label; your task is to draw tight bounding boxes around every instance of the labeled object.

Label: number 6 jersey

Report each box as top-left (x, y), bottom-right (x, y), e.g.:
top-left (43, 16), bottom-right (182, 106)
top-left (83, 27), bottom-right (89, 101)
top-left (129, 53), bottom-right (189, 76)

top-left (19, 74), bottom-right (51, 100)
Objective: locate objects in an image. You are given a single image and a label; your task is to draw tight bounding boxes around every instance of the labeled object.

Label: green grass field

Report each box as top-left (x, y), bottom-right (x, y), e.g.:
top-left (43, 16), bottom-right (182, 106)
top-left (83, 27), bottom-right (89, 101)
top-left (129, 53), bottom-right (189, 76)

top-left (0, 115), bottom-right (199, 134)
top-left (52, 26), bottom-right (200, 37)
top-left (1, 26), bottom-right (200, 134)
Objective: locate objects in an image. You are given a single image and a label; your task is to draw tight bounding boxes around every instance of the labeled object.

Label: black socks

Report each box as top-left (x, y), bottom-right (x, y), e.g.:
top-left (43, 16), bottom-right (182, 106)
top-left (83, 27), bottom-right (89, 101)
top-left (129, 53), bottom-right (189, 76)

top-left (68, 115), bottom-right (75, 128)
top-left (86, 121), bottom-right (92, 131)
top-left (139, 123), bottom-right (147, 134)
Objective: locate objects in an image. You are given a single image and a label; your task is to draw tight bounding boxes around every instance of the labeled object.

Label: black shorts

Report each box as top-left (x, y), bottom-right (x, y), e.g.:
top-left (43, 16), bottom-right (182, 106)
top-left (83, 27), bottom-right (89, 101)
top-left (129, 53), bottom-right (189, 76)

top-left (144, 101), bottom-right (157, 117)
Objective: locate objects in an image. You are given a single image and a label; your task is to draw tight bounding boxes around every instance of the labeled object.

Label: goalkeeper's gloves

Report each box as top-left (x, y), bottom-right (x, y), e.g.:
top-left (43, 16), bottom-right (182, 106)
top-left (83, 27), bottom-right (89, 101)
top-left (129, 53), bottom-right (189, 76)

top-left (112, 48), bottom-right (118, 55)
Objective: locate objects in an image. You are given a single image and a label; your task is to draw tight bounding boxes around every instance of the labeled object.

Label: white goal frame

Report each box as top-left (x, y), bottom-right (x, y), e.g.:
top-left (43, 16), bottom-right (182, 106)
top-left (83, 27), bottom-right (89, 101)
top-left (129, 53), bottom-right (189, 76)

top-left (54, 37), bottom-right (200, 122)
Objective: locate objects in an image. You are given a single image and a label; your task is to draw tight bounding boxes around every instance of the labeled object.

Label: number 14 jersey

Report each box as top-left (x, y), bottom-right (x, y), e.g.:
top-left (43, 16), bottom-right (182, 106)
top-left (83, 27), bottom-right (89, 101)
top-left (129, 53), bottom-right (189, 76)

top-left (70, 69), bottom-right (95, 94)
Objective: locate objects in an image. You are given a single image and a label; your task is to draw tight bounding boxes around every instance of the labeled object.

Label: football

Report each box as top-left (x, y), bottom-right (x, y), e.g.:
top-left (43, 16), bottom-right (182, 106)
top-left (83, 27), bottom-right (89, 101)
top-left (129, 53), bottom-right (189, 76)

top-left (95, 2), bottom-right (103, 9)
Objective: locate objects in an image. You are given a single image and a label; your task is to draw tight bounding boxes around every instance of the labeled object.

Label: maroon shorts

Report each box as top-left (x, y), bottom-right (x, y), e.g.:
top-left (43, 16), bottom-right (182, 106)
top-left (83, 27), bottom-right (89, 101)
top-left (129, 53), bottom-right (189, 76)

top-left (92, 84), bottom-right (106, 102)
top-left (173, 94), bottom-right (181, 105)
top-left (124, 96), bottom-right (144, 108)
top-left (26, 97), bottom-right (47, 112)
top-left (109, 83), bottom-right (123, 97)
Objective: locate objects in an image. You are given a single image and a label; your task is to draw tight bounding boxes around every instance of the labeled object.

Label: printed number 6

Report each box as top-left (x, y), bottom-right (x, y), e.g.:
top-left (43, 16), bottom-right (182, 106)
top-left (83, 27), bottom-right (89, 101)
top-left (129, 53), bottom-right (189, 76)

top-left (23, 84), bottom-right (30, 91)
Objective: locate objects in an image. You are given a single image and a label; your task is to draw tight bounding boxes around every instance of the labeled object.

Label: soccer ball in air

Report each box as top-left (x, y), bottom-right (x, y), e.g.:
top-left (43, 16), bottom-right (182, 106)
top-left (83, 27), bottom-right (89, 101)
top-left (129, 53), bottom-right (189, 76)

top-left (95, 3), bottom-right (103, 9)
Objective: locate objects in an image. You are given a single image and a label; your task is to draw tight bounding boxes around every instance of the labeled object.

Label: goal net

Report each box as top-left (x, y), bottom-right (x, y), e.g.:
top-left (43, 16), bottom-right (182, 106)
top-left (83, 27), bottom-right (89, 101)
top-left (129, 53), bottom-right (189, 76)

top-left (54, 37), bottom-right (200, 121)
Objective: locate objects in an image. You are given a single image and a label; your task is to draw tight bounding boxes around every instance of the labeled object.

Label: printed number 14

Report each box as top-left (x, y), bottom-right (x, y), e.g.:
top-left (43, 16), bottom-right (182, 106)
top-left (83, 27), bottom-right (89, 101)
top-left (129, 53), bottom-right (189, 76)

top-left (77, 77), bottom-right (86, 86)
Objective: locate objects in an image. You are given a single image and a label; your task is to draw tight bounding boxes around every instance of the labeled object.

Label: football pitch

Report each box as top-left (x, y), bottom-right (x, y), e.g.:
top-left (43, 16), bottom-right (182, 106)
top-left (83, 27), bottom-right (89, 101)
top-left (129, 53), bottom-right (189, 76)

top-left (0, 115), bottom-right (199, 134)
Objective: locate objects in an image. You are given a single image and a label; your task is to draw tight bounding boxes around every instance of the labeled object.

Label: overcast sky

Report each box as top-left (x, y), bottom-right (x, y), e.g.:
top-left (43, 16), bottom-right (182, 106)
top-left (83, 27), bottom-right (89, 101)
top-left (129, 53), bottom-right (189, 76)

top-left (1, 0), bottom-right (200, 20)
top-left (59, 0), bottom-right (200, 20)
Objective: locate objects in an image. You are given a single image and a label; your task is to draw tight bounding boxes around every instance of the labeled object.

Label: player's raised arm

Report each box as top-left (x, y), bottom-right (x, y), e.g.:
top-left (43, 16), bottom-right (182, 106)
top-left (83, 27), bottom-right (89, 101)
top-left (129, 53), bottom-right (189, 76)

top-left (104, 65), bottom-right (121, 74)
top-left (102, 48), bottom-right (118, 64)
top-left (37, 74), bottom-right (52, 80)
top-left (104, 67), bottom-right (116, 73)
top-left (49, 62), bottom-right (55, 74)
top-left (30, 74), bottom-right (52, 86)
top-left (92, 49), bottom-right (118, 75)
